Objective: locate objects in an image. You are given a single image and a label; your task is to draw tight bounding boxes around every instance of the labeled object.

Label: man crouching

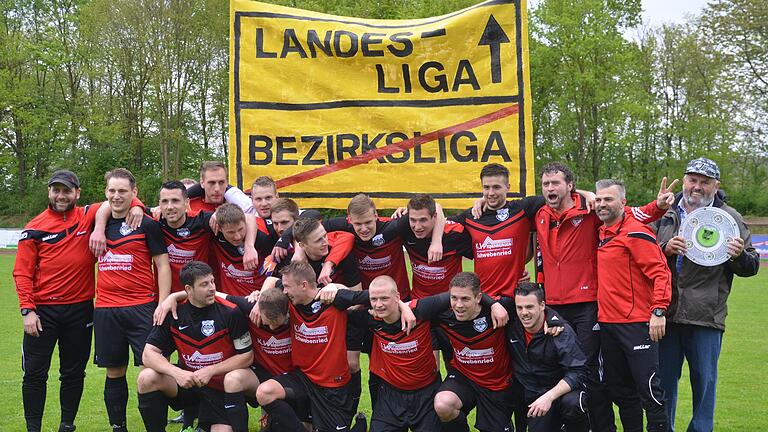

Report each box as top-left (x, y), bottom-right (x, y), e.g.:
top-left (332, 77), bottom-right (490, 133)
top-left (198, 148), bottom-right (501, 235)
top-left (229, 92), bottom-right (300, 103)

top-left (136, 261), bottom-right (253, 432)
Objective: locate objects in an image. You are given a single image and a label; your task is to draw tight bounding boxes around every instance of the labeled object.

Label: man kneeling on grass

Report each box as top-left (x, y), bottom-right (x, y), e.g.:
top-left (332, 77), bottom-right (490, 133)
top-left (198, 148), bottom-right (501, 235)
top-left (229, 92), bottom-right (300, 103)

top-left (136, 261), bottom-right (253, 432)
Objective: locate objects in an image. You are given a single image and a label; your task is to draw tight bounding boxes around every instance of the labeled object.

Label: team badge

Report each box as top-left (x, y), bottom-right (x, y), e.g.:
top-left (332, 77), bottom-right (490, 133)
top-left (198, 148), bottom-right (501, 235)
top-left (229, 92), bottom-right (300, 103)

top-left (496, 208), bottom-right (509, 221)
top-left (237, 245), bottom-right (245, 255)
top-left (571, 216), bottom-right (583, 228)
top-left (177, 228), bottom-right (190, 237)
top-left (372, 234), bottom-right (385, 247)
top-left (310, 301), bottom-right (322, 313)
top-left (266, 219), bottom-right (273, 225)
top-left (201, 320), bottom-right (215, 337)
top-left (473, 316), bottom-right (488, 332)
top-left (119, 222), bottom-right (134, 236)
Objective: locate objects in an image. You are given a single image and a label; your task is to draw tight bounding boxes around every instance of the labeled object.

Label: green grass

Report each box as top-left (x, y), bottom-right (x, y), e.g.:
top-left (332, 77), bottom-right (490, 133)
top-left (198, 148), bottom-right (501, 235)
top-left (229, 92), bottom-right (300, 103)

top-left (1, 254), bottom-right (766, 431)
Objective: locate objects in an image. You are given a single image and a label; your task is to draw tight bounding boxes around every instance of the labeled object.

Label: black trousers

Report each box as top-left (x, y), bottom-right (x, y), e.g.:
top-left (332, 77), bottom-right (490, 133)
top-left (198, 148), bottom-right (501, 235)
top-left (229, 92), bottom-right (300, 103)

top-left (552, 302), bottom-right (636, 432)
top-left (22, 301), bottom-right (93, 432)
top-left (525, 388), bottom-right (589, 432)
top-left (599, 322), bottom-right (668, 432)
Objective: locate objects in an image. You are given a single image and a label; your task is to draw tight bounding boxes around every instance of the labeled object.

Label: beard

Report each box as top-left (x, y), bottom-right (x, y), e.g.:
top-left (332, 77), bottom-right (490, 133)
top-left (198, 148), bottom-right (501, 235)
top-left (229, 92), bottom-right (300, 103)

top-left (683, 190), bottom-right (715, 210)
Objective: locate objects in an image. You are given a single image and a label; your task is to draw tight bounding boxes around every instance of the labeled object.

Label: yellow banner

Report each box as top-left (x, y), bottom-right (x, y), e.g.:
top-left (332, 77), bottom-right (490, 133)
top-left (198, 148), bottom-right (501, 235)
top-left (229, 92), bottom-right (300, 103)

top-left (230, 0), bottom-right (534, 209)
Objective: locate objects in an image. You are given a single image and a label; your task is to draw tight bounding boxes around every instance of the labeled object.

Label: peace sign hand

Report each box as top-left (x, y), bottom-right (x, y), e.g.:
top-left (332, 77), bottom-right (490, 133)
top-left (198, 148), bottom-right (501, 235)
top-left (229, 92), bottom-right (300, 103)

top-left (657, 177), bottom-right (679, 210)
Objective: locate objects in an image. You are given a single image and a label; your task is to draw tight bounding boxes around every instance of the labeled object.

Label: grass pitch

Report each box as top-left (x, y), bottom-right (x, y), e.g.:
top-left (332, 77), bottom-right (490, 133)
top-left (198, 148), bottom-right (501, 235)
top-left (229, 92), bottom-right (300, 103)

top-left (0, 254), bottom-right (765, 431)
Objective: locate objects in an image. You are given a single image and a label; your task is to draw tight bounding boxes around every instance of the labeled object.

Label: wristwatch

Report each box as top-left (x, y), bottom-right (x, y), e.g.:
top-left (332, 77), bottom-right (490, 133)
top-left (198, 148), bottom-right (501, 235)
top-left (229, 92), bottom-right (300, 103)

top-left (652, 308), bottom-right (666, 317)
top-left (20, 308), bottom-right (35, 316)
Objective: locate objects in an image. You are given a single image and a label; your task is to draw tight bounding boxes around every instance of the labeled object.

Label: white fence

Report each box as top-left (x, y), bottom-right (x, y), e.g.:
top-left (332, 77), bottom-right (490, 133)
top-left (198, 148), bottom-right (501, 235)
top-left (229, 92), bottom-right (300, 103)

top-left (0, 229), bottom-right (23, 248)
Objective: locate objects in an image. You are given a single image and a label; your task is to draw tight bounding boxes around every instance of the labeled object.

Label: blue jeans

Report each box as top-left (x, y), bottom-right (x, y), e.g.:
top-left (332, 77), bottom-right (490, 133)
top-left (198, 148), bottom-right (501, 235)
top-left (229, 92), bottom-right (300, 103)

top-left (659, 322), bottom-right (723, 432)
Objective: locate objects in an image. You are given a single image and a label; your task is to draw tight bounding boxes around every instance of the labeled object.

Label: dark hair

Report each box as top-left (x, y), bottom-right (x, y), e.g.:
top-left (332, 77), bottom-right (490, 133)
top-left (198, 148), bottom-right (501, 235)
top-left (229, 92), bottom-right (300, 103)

top-left (215, 203), bottom-right (245, 226)
top-left (160, 180), bottom-right (188, 199)
top-left (252, 176), bottom-right (277, 193)
top-left (292, 216), bottom-right (321, 243)
top-left (479, 163), bottom-right (509, 181)
top-left (514, 282), bottom-right (545, 303)
top-left (347, 193), bottom-right (376, 217)
top-left (105, 168), bottom-right (136, 188)
top-left (280, 261), bottom-right (317, 288)
top-left (180, 261), bottom-right (213, 287)
top-left (540, 162), bottom-right (575, 185)
top-left (259, 287), bottom-right (289, 321)
top-left (271, 198), bottom-right (299, 219)
top-left (199, 161), bottom-right (226, 178)
top-left (449, 272), bottom-right (481, 296)
top-left (407, 194), bottom-right (436, 216)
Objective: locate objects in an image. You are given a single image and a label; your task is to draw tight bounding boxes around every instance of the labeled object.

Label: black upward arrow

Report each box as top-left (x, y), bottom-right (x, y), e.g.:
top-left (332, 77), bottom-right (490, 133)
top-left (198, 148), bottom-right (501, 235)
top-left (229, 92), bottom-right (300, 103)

top-left (478, 14), bottom-right (510, 84)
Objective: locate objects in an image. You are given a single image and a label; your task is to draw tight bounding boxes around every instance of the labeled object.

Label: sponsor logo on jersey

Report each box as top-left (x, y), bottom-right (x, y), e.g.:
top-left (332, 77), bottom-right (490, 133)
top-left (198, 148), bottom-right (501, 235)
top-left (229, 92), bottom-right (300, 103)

top-left (359, 255), bottom-right (391, 271)
top-left (294, 323), bottom-right (329, 344)
top-left (473, 316), bottom-right (488, 332)
top-left (454, 346), bottom-right (495, 364)
top-left (76, 230), bottom-right (88, 236)
top-left (119, 222), bottom-right (134, 236)
top-left (381, 340), bottom-right (419, 355)
top-left (474, 236), bottom-right (513, 259)
top-left (221, 263), bottom-right (254, 284)
top-left (168, 243), bottom-right (196, 264)
top-left (496, 208), bottom-right (509, 221)
top-left (176, 227), bottom-right (190, 237)
top-left (42, 233), bottom-right (59, 241)
top-left (258, 335), bottom-right (292, 355)
top-left (98, 251), bottom-right (134, 271)
top-left (371, 233), bottom-right (385, 247)
top-left (412, 263), bottom-right (447, 281)
top-left (201, 319), bottom-right (215, 337)
top-left (571, 216), bottom-right (583, 227)
top-left (182, 350), bottom-right (224, 368)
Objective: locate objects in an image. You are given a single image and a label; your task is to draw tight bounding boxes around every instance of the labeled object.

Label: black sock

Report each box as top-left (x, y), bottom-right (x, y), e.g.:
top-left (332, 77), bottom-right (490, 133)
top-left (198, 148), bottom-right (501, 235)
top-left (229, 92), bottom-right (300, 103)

top-left (349, 370), bottom-right (362, 413)
top-left (441, 412), bottom-right (469, 432)
top-left (368, 372), bottom-right (381, 411)
top-left (137, 391), bottom-right (168, 432)
top-left (262, 400), bottom-right (306, 432)
top-left (104, 376), bottom-right (128, 429)
top-left (182, 404), bottom-right (199, 428)
top-left (225, 392), bottom-right (248, 432)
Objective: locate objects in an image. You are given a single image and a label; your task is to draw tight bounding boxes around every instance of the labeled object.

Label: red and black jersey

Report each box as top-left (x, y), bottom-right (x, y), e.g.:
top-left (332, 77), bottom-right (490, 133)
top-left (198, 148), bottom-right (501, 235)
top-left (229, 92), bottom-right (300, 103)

top-left (225, 295), bottom-right (293, 376)
top-left (451, 196), bottom-right (545, 297)
top-left (396, 217), bottom-right (473, 299)
top-left (188, 197), bottom-right (218, 214)
top-left (146, 297), bottom-right (252, 391)
top-left (254, 217), bottom-right (279, 279)
top-left (210, 234), bottom-right (258, 297)
top-left (324, 217), bottom-right (411, 299)
top-left (96, 215), bottom-right (168, 308)
top-left (288, 289), bottom-right (368, 387)
top-left (14, 203), bottom-right (103, 309)
top-left (597, 215), bottom-right (671, 323)
top-left (349, 309), bottom-right (438, 390)
top-left (160, 211), bottom-right (214, 293)
top-left (307, 232), bottom-right (360, 287)
top-left (412, 293), bottom-right (513, 391)
top-left (536, 194), bottom-right (665, 305)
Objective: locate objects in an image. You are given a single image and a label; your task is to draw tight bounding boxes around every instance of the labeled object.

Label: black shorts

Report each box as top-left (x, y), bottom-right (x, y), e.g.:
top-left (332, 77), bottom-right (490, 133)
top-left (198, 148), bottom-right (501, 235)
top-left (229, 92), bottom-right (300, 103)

top-left (93, 302), bottom-right (155, 367)
top-left (439, 368), bottom-right (515, 432)
top-left (169, 386), bottom-right (228, 426)
top-left (431, 325), bottom-right (453, 362)
top-left (274, 369), bottom-right (353, 431)
top-left (370, 379), bottom-right (441, 432)
top-left (346, 322), bottom-right (366, 352)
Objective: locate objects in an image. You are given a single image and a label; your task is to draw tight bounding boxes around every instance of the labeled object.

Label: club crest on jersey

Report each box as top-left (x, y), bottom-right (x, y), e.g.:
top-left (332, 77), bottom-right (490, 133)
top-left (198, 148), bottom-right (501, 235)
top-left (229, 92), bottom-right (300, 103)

top-left (372, 234), bottom-right (385, 247)
top-left (571, 216), bottom-right (584, 227)
top-left (119, 222), bottom-right (134, 236)
top-left (201, 320), bottom-right (215, 337)
top-left (310, 301), bottom-right (322, 313)
top-left (266, 219), bottom-right (273, 225)
top-left (177, 228), bottom-right (190, 237)
top-left (496, 208), bottom-right (509, 221)
top-left (237, 245), bottom-right (245, 255)
top-left (473, 316), bottom-right (488, 332)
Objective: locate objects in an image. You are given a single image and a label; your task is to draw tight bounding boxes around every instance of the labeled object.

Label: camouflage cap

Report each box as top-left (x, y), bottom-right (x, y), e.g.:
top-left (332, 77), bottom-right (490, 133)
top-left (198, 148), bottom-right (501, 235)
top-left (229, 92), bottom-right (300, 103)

top-left (685, 157), bottom-right (720, 180)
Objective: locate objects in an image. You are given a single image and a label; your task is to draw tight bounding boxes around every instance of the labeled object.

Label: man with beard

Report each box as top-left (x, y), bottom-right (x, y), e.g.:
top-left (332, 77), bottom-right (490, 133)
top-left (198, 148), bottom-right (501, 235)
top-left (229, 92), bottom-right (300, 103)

top-left (595, 179), bottom-right (671, 432)
top-left (654, 158), bottom-right (760, 432)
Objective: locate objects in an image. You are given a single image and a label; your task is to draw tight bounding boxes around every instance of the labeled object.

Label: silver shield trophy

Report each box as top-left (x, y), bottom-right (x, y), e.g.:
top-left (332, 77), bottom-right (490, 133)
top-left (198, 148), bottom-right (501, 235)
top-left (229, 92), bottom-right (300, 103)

top-left (679, 207), bottom-right (739, 266)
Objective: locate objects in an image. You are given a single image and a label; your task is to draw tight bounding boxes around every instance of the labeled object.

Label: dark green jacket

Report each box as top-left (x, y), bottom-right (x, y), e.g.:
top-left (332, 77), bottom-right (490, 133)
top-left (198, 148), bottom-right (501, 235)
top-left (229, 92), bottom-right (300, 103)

top-left (653, 193), bottom-right (760, 331)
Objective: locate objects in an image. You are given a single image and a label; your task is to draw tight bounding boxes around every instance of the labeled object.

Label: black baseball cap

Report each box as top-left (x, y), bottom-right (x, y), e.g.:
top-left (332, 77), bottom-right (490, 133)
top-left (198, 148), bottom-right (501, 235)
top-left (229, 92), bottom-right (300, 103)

top-left (48, 170), bottom-right (80, 189)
